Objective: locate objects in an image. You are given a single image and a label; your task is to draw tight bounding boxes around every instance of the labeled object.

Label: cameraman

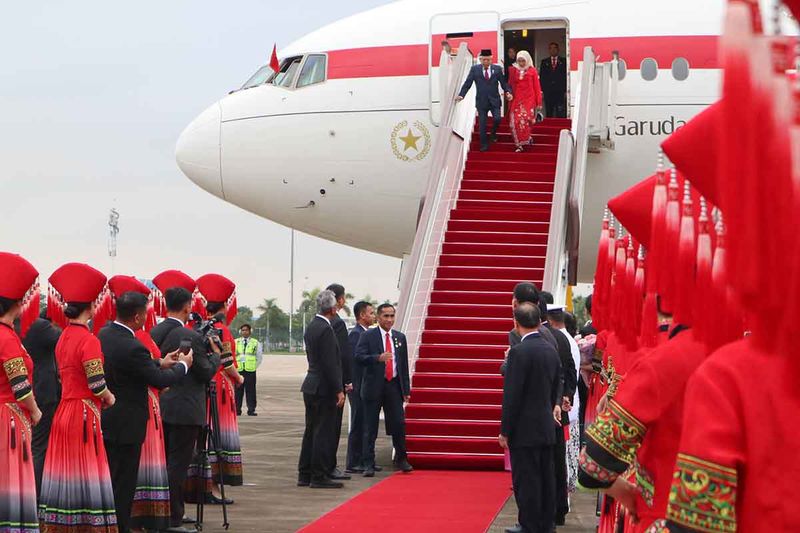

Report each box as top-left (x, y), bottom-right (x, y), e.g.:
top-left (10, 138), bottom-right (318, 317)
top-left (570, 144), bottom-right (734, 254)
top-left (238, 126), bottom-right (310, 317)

top-left (150, 287), bottom-right (221, 533)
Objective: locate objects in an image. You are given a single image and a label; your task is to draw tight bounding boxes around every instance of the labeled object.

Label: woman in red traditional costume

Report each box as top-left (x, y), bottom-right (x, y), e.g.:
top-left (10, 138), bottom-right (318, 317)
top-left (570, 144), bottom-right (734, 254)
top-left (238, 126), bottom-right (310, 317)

top-left (100, 275), bottom-right (170, 532)
top-left (38, 263), bottom-right (118, 533)
top-left (185, 274), bottom-right (243, 504)
top-left (507, 50), bottom-right (543, 152)
top-left (0, 252), bottom-right (43, 533)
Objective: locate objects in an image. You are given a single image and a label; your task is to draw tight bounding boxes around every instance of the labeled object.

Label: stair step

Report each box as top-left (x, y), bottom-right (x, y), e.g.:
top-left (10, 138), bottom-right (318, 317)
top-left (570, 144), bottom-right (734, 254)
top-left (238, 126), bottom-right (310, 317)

top-left (406, 419), bottom-right (500, 438)
top-left (413, 372), bottom-right (505, 389)
top-left (429, 290), bottom-right (511, 305)
top-left (462, 170), bottom-right (555, 182)
top-left (424, 316), bottom-right (514, 333)
top-left (458, 189), bottom-right (553, 203)
top-left (450, 207), bottom-right (550, 222)
top-left (438, 254), bottom-right (545, 269)
top-left (444, 231), bottom-right (548, 245)
top-left (426, 303), bottom-right (511, 319)
top-left (422, 330), bottom-right (509, 346)
top-left (447, 219), bottom-right (549, 233)
top-left (406, 436), bottom-right (503, 454)
top-left (436, 265), bottom-right (544, 281)
top-left (432, 278), bottom-right (531, 293)
top-left (441, 242), bottom-right (546, 257)
top-left (459, 179), bottom-right (555, 192)
top-left (418, 343), bottom-right (508, 360)
top-left (466, 160), bottom-right (556, 173)
top-left (415, 358), bottom-right (505, 374)
top-left (456, 199), bottom-right (553, 214)
top-left (405, 403), bottom-right (502, 421)
top-left (407, 452), bottom-right (505, 470)
top-left (467, 150), bottom-right (560, 163)
top-left (411, 388), bottom-right (503, 405)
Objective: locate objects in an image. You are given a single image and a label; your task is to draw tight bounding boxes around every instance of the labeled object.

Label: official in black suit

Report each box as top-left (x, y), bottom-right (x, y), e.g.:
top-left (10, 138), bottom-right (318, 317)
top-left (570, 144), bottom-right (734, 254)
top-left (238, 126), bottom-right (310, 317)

top-left (345, 301), bottom-right (375, 474)
top-left (324, 284), bottom-right (353, 480)
top-left (501, 283), bottom-right (558, 377)
top-left (457, 49), bottom-right (513, 151)
top-left (500, 303), bottom-right (563, 533)
top-left (21, 316), bottom-right (61, 497)
top-left (150, 287), bottom-right (221, 533)
top-left (355, 303), bottom-right (412, 476)
top-left (99, 292), bottom-right (192, 533)
top-left (298, 290), bottom-right (346, 489)
top-left (539, 42), bottom-right (568, 118)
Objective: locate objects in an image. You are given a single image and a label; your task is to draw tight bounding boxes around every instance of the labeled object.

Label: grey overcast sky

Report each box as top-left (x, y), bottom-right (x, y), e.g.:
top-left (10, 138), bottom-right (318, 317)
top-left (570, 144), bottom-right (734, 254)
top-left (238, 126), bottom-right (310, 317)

top-left (0, 0), bottom-right (397, 312)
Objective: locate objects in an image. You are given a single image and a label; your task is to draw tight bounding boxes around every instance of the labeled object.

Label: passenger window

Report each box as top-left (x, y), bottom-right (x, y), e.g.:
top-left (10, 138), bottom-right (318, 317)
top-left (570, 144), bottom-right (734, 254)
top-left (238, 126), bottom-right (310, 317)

top-left (273, 56), bottom-right (303, 88)
top-left (297, 55), bottom-right (327, 88)
top-left (616, 59), bottom-right (627, 80)
top-left (241, 65), bottom-right (273, 90)
top-left (672, 58), bottom-right (690, 81)
top-left (640, 58), bottom-right (658, 81)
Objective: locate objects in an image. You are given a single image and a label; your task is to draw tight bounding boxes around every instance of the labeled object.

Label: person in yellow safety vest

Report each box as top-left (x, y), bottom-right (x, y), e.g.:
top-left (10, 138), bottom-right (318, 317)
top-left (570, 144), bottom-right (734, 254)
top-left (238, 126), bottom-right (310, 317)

top-left (235, 324), bottom-right (263, 416)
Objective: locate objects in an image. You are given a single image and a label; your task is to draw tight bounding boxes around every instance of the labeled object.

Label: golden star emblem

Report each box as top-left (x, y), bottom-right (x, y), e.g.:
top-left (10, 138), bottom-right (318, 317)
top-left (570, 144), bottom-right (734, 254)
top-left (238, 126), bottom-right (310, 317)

top-left (399, 129), bottom-right (422, 152)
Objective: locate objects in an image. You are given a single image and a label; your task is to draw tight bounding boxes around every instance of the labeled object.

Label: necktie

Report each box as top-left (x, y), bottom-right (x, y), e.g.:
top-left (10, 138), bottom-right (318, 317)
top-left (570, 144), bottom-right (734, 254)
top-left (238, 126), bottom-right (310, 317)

top-left (384, 332), bottom-right (393, 381)
top-left (484, 68), bottom-right (490, 81)
top-left (552, 57), bottom-right (557, 70)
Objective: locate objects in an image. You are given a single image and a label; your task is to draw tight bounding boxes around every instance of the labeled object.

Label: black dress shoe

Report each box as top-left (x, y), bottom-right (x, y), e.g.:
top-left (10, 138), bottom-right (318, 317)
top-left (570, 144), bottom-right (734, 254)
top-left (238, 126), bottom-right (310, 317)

top-left (504, 525), bottom-right (522, 533)
top-left (363, 467), bottom-right (375, 477)
top-left (490, 133), bottom-right (498, 142)
top-left (480, 145), bottom-right (489, 152)
top-left (395, 459), bottom-right (413, 473)
top-left (165, 527), bottom-right (198, 533)
top-left (345, 466), bottom-right (364, 474)
top-left (555, 514), bottom-right (566, 526)
top-left (205, 493), bottom-right (234, 505)
top-left (329, 468), bottom-right (351, 480)
top-left (310, 478), bottom-right (344, 489)
top-left (373, 465), bottom-right (383, 472)
top-left (236, 411), bottom-right (242, 416)
top-left (247, 412), bottom-right (258, 416)
top-left (182, 516), bottom-right (196, 524)
top-left (297, 477), bottom-right (311, 487)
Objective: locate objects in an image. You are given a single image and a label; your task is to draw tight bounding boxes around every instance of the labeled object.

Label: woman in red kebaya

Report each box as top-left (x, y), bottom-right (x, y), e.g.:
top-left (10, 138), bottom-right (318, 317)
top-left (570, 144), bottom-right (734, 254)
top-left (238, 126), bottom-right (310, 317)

top-left (38, 263), bottom-right (118, 533)
top-left (0, 252), bottom-right (43, 533)
top-left (507, 50), bottom-right (543, 152)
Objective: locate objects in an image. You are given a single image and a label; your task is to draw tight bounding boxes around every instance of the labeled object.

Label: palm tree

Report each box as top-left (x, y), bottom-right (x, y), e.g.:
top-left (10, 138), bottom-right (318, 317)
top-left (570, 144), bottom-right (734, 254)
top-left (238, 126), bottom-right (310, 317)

top-left (256, 298), bottom-right (279, 337)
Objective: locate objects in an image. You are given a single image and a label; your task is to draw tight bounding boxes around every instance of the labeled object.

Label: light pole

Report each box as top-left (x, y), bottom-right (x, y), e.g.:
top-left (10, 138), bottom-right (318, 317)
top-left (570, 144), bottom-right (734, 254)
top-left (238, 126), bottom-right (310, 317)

top-left (289, 228), bottom-right (295, 352)
top-left (108, 208), bottom-right (120, 275)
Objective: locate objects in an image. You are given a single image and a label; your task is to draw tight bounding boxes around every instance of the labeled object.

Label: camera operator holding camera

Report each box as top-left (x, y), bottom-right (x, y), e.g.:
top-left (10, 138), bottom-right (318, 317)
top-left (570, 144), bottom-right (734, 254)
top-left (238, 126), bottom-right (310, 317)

top-left (150, 271), bottom-right (221, 533)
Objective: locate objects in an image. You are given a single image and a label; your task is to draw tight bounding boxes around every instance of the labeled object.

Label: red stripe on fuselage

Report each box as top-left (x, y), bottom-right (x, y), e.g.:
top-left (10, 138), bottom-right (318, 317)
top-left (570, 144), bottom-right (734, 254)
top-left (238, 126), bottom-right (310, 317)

top-left (324, 35), bottom-right (720, 79)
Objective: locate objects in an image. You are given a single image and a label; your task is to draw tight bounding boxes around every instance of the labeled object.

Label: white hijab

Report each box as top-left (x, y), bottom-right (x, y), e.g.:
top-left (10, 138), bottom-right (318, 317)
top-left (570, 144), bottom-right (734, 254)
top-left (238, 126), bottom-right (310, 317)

top-left (515, 50), bottom-right (534, 79)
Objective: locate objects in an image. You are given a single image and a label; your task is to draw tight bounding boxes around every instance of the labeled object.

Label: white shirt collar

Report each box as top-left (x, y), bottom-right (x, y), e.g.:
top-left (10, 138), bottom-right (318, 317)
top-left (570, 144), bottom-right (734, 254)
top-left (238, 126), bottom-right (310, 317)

top-left (167, 316), bottom-right (185, 326)
top-left (316, 314), bottom-right (331, 325)
top-left (379, 326), bottom-right (392, 338)
top-left (113, 321), bottom-right (136, 337)
top-left (521, 330), bottom-right (540, 342)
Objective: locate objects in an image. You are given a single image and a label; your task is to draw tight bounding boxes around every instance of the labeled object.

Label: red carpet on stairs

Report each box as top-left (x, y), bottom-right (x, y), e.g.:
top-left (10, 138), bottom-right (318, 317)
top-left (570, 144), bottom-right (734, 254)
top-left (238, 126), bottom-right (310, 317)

top-left (406, 117), bottom-right (571, 470)
top-left (298, 471), bottom-right (511, 532)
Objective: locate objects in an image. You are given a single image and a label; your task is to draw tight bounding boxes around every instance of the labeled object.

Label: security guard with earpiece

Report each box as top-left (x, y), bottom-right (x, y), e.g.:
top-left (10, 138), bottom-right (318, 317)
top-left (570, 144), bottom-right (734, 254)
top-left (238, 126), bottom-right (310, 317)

top-left (235, 324), bottom-right (263, 416)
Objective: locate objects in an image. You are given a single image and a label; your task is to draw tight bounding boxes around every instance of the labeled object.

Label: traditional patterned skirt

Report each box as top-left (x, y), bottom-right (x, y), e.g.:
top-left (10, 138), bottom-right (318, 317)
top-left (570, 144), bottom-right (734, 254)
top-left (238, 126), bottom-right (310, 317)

top-left (38, 399), bottom-right (117, 533)
top-left (184, 374), bottom-right (242, 502)
top-left (129, 390), bottom-right (169, 531)
top-left (566, 421), bottom-right (581, 494)
top-left (509, 103), bottom-right (535, 148)
top-left (0, 403), bottom-right (38, 533)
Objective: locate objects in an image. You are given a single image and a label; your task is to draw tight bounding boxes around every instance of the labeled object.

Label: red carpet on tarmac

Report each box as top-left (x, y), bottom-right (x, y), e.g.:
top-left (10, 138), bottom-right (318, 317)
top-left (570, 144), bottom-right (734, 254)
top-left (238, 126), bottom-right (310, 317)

top-left (298, 471), bottom-right (512, 532)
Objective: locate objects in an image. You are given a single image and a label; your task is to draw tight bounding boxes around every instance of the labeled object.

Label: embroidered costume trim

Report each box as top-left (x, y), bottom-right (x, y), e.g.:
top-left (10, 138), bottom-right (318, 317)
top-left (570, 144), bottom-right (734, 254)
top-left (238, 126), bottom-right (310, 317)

top-left (586, 399), bottom-right (646, 465)
top-left (83, 358), bottom-right (108, 396)
top-left (667, 453), bottom-right (737, 533)
top-left (4, 357), bottom-right (32, 400)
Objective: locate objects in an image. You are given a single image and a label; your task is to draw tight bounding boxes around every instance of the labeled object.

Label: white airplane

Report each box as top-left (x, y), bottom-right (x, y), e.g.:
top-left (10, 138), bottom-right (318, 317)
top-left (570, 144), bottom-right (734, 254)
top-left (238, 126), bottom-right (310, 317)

top-left (175, 0), bottom-right (788, 279)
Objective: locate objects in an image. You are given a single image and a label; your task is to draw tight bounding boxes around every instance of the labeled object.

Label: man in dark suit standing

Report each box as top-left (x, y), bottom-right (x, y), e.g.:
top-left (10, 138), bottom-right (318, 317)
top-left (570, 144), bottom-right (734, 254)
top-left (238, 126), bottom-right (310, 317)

top-left (345, 301), bottom-right (375, 474)
top-left (324, 284), bottom-right (353, 481)
top-left (456, 49), bottom-right (513, 151)
top-left (99, 292), bottom-right (192, 533)
top-left (151, 287), bottom-right (221, 533)
top-left (21, 315), bottom-right (61, 497)
top-left (539, 42), bottom-right (568, 118)
top-left (298, 290), bottom-right (346, 489)
top-left (500, 303), bottom-right (562, 533)
top-left (355, 303), bottom-right (412, 476)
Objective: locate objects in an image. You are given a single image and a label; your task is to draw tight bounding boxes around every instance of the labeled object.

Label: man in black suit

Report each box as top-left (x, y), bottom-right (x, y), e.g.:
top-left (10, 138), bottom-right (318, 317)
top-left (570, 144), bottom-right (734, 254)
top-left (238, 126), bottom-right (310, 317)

top-left (21, 315), bottom-right (61, 497)
top-left (150, 287), bottom-right (221, 533)
top-left (355, 303), bottom-right (412, 476)
top-left (501, 283), bottom-right (559, 379)
top-left (539, 42), bottom-right (568, 118)
top-left (456, 49), bottom-right (513, 151)
top-left (500, 303), bottom-right (562, 533)
top-left (298, 290), bottom-right (346, 489)
top-left (99, 292), bottom-right (192, 533)
top-left (345, 301), bottom-right (375, 474)
top-left (324, 284), bottom-right (353, 481)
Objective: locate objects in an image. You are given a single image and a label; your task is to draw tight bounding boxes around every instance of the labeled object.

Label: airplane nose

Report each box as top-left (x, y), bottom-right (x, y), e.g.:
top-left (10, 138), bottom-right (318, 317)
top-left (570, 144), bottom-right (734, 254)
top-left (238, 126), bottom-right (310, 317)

top-left (176, 102), bottom-right (223, 197)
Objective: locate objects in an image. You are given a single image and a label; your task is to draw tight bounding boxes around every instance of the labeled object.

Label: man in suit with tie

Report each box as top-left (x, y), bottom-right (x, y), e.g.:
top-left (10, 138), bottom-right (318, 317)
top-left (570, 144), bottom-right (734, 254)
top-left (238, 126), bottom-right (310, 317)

top-left (456, 49), bottom-right (513, 151)
top-left (21, 315), bottom-right (61, 497)
top-left (356, 303), bottom-right (413, 476)
top-left (345, 301), bottom-right (375, 474)
top-left (499, 302), bottom-right (563, 533)
top-left (539, 42), bottom-right (568, 118)
top-left (99, 291), bottom-right (193, 533)
top-left (298, 290), bottom-right (346, 489)
top-left (150, 287), bottom-right (221, 533)
top-left (324, 284), bottom-right (353, 480)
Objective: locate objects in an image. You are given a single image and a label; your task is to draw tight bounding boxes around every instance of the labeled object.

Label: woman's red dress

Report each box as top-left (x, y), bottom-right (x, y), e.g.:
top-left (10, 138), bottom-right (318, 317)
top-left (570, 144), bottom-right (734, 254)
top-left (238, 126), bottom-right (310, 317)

top-left (508, 65), bottom-right (543, 148)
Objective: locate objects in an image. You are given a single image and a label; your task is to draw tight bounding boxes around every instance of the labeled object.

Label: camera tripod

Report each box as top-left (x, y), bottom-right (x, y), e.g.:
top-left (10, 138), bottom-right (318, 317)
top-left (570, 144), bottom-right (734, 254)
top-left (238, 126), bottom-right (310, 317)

top-left (194, 380), bottom-right (230, 530)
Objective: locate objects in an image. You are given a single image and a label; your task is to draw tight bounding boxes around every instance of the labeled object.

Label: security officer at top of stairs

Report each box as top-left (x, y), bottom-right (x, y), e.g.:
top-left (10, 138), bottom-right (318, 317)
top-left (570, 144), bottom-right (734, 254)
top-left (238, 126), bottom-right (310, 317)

top-left (235, 324), bottom-right (263, 416)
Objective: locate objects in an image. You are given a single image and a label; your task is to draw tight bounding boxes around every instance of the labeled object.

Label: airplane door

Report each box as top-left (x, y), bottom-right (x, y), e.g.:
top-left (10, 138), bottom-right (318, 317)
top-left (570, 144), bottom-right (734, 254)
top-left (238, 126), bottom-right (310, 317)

top-left (429, 11), bottom-right (500, 126)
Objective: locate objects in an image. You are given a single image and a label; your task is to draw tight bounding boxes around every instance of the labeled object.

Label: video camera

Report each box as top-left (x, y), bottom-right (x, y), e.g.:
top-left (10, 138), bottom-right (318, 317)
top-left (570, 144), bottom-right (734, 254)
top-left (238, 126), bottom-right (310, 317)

top-left (190, 312), bottom-right (224, 351)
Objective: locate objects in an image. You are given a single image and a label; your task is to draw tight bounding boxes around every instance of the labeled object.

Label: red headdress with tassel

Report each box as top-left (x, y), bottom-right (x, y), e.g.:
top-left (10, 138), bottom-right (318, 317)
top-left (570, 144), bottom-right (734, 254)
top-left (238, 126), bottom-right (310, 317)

top-left (47, 263), bottom-right (108, 330)
top-left (105, 275), bottom-right (157, 332)
top-left (592, 209), bottom-right (611, 332)
top-left (673, 180), bottom-right (697, 327)
top-left (0, 252), bottom-right (40, 338)
top-left (152, 270), bottom-right (196, 319)
top-left (196, 274), bottom-right (238, 325)
top-left (692, 199), bottom-right (714, 344)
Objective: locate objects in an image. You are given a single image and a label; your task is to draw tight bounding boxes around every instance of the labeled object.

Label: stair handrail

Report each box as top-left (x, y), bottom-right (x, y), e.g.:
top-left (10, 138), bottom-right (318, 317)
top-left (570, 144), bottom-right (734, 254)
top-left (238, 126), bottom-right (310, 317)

top-left (396, 42), bottom-right (476, 377)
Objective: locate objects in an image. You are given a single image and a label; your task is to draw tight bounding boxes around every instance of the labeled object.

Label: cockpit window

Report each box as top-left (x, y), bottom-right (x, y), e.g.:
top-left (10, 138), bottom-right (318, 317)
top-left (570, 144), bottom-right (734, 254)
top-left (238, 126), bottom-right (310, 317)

top-left (240, 65), bottom-right (273, 90)
top-left (273, 56), bottom-right (303, 88)
top-left (297, 55), bottom-right (327, 88)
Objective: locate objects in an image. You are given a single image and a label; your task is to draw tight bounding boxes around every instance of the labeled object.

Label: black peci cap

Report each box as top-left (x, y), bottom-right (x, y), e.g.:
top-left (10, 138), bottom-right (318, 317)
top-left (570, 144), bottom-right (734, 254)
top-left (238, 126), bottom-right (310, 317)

top-left (479, 49), bottom-right (493, 57)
